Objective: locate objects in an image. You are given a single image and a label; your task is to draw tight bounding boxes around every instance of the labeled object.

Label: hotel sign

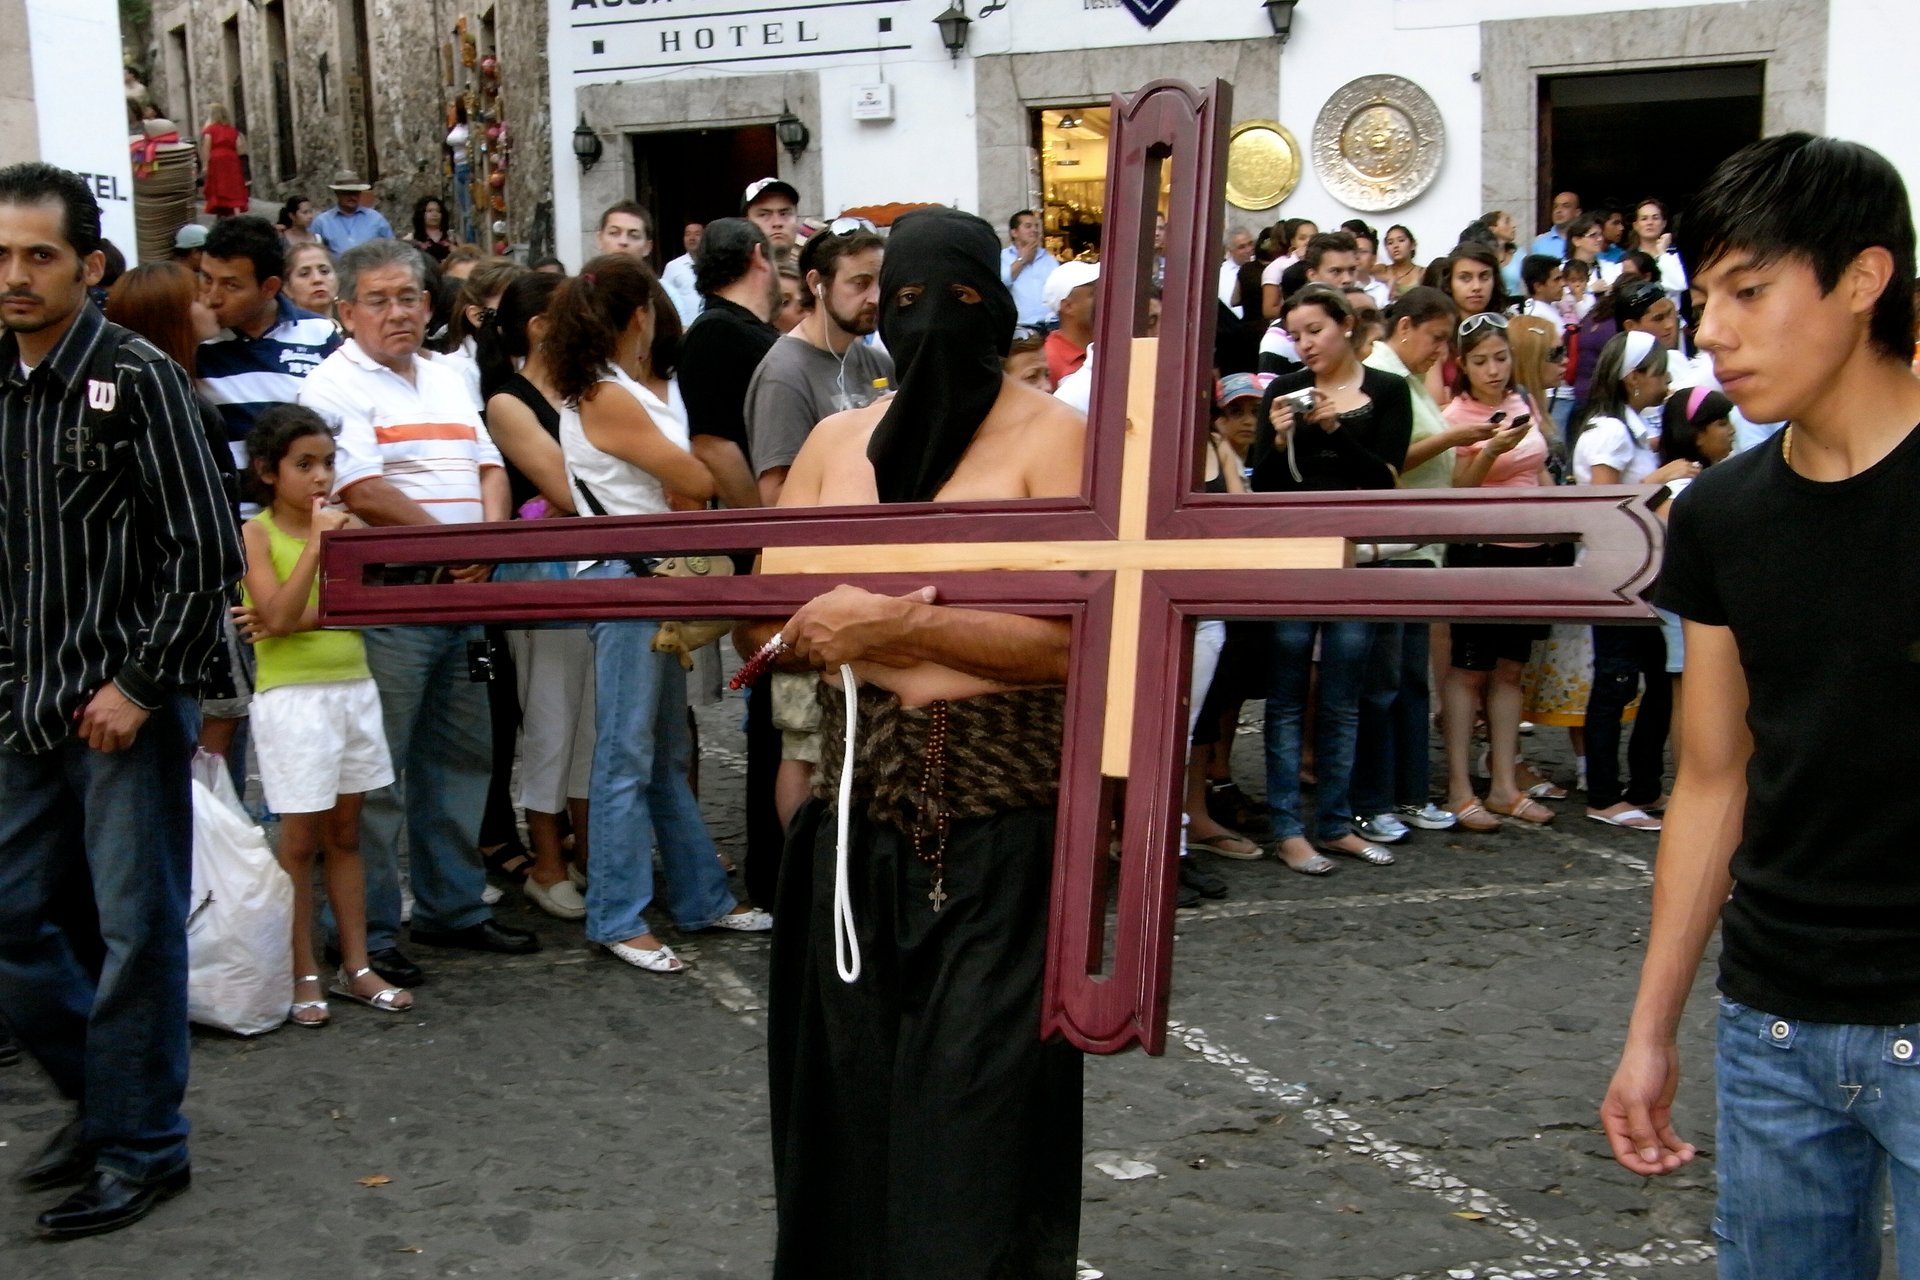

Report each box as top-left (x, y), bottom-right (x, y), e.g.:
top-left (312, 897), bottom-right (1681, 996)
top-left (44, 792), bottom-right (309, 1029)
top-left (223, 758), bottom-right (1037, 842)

top-left (564, 0), bottom-right (916, 77)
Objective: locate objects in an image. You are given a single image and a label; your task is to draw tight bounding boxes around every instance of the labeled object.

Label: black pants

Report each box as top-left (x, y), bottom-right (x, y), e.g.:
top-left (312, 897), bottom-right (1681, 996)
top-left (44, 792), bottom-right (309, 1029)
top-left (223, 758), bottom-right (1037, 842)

top-left (769, 800), bottom-right (1083, 1279)
top-left (744, 675), bottom-right (785, 909)
top-left (1585, 625), bottom-right (1672, 810)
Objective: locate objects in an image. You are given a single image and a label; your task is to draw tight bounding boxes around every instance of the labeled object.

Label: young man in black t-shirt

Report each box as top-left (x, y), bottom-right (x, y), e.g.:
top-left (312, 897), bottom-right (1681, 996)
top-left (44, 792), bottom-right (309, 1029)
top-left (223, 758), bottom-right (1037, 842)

top-left (1601, 134), bottom-right (1920, 1278)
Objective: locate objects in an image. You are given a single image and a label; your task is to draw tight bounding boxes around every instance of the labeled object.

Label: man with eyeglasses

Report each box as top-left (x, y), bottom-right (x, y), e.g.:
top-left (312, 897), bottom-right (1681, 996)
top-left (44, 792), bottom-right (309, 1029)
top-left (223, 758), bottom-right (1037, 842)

top-left (296, 239), bottom-right (536, 989)
top-left (1001, 209), bottom-right (1059, 326)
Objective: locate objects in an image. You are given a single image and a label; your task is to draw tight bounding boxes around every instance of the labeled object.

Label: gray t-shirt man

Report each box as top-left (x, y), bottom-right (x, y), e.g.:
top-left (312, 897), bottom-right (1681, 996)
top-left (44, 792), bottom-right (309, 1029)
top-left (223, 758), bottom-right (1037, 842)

top-left (744, 334), bottom-right (894, 476)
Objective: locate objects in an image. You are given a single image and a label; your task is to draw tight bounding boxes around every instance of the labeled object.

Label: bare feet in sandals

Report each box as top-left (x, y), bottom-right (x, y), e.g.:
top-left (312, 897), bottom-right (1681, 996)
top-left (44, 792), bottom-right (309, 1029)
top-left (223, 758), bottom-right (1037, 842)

top-left (1274, 836), bottom-right (1336, 876)
top-left (1447, 795), bottom-right (1503, 833)
top-left (1487, 793), bottom-right (1555, 824)
top-left (1587, 802), bottom-right (1663, 830)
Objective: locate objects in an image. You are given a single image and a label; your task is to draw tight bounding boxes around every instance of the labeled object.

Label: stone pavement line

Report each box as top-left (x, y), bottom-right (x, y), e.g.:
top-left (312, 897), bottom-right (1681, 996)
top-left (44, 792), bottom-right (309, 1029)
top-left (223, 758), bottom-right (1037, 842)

top-left (1188, 875), bottom-right (1641, 923)
top-left (1169, 1019), bottom-right (1714, 1279)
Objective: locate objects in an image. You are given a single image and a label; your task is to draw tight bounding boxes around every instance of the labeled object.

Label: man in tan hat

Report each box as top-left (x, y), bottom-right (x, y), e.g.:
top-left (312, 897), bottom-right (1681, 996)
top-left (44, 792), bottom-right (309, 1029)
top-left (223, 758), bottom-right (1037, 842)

top-left (311, 170), bottom-right (393, 256)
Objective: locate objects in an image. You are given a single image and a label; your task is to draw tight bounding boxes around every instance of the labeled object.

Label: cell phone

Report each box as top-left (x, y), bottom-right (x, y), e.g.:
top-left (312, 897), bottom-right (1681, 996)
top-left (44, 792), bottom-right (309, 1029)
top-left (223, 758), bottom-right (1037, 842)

top-left (1487, 411), bottom-right (1506, 425)
top-left (1509, 414), bottom-right (1532, 430)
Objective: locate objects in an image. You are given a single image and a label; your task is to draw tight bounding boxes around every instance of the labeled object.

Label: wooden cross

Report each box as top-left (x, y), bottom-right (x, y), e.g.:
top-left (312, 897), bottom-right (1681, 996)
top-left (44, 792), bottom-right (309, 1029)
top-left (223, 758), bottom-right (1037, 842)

top-left (318, 80), bottom-right (1661, 1056)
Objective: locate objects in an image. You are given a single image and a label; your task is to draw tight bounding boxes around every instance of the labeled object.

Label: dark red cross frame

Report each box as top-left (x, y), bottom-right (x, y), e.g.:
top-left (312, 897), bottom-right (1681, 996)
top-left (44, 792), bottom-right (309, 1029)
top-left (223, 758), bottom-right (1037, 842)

top-left (319, 80), bottom-right (1661, 1057)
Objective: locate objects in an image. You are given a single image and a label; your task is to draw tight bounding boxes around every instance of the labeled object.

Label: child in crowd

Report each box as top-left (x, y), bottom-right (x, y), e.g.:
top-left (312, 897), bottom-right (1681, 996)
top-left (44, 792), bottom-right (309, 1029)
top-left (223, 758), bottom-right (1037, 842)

top-left (235, 406), bottom-right (412, 1025)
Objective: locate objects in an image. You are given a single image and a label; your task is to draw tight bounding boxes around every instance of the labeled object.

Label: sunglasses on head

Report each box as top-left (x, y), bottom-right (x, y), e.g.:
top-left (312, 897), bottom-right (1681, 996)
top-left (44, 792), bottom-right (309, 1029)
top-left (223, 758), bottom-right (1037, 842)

top-left (827, 216), bottom-right (877, 237)
top-left (1458, 312), bottom-right (1509, 338)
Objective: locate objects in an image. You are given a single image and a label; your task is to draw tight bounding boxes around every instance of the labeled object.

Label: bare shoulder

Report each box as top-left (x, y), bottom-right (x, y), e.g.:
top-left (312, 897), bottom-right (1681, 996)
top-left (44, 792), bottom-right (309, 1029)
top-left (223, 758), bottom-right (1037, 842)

top-left (781, 398), bottom-right (888, 508)
top-left (999, 381), bottom-right (1085, 497)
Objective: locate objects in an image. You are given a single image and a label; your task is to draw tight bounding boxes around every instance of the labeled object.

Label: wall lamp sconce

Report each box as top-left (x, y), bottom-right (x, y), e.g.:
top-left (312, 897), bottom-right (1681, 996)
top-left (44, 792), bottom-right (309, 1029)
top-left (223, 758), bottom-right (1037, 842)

top-left (572, 113), bottom-right (604, 172)
top-left (1263, 0), bottom-right (1300, 43)
top-left (775, 105), bottom-right (811, 163)
top-left (935, 2), bottom-right (972, 62)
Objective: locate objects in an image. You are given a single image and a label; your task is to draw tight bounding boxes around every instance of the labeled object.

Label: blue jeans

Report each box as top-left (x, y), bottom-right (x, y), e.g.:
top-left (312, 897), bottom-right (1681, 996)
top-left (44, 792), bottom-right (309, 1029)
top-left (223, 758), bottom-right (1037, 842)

top-left (0, 696), bottom-right (195, 1182)
top-left (1351, 617), bottom-right (1433, 816)
top-left (358, 625), bottom-right (495, 950)
top-left (1263, 620), bottom-right (1376, 842)
top-left (583, 566), bottom-right (734, 941)
top-left (1715, 998), bottom-right (1920, 1278)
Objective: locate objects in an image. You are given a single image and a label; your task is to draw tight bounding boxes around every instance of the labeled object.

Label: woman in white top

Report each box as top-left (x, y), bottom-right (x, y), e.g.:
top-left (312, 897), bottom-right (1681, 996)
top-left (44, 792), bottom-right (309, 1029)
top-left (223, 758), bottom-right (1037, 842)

top-left (1571, 330), bottom-right (1697, 833)
top-left (546, 255), bottom-right (771, 973)
top-left (1624, 198), bottom-right (1691, 301)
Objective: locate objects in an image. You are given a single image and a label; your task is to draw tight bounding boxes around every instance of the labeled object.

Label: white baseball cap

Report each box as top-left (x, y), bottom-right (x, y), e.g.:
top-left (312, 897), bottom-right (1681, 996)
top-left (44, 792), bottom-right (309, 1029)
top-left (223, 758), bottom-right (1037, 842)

top-left (1043, 259), bottom-right (1099, 315)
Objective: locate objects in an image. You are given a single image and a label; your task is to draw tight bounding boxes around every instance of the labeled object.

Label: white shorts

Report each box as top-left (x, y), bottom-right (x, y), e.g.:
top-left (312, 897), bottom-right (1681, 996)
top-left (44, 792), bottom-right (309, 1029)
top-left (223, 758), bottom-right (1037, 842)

top-left (252, 678), bottom-right (395, 814)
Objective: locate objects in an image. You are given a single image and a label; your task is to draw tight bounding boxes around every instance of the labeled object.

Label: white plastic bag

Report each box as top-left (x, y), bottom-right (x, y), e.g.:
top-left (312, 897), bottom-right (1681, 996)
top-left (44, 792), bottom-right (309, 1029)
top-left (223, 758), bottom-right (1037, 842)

top-left (186, 750), bottom-right (294, 1035)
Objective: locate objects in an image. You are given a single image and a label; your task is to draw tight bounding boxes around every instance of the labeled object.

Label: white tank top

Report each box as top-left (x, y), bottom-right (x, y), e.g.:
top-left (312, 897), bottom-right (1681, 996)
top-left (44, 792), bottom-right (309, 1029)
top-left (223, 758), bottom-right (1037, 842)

top-left (559, 364), bottom-right (691, 518)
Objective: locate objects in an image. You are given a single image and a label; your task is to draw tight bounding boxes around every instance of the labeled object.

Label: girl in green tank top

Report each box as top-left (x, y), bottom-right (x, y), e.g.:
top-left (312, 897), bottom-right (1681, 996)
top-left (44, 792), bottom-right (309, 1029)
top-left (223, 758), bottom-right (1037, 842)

top-left (235, 407), bottom-right (413, 1025)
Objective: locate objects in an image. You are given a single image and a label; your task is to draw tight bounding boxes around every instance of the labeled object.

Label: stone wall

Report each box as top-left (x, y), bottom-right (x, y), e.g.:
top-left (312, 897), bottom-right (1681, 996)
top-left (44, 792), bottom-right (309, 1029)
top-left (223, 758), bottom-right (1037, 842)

top-left (0, 0), bottom-right (39, 168)
top-left (138, 0), bottom-right (551, 255)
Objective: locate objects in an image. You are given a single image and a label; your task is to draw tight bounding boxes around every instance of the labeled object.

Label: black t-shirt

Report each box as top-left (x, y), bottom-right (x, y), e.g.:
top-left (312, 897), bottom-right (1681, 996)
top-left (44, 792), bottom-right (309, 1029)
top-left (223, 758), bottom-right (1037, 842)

top-left (679, 295), bottom-right (778, 466)
top-left (1248, 366), bottom-right (1412, 493)
top-left (1656, 423), bottom-right (1920, 1024)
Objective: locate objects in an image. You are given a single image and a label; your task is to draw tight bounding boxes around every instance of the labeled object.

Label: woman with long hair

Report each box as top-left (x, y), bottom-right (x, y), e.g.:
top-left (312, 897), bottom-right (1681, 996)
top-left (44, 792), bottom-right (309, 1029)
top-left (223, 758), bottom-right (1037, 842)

top-left (199, 101), bottom-right (248, 217)
top-left (1248, 285), bottom-right (1413, 875)
top-left (1437, 313), bottom-right (1558, 831)
top-left (1571, 331), bottom-right (1691, 832)
top-left (545, 254), bottom-right (768, 971)
top-left (411, 195), bottom-right (457, 263)
top-left (1260, 216), bottom-right (1320, 321)
top-left (1508, 314), bottom-right (1571, 468)
top-left (279, 195), bottom-right (318, 247)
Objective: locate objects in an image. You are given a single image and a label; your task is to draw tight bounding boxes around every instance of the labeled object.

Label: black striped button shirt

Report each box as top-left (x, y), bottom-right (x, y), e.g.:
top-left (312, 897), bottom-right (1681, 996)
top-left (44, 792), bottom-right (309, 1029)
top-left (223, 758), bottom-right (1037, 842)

top-left (0, 302), bottom-right (243, 755)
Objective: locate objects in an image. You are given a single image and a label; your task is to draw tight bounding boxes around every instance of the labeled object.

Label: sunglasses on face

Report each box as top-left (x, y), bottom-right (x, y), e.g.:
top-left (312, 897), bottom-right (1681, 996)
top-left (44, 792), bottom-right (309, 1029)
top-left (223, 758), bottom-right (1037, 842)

top-left (1458, 312), bottom-right (1509, 338)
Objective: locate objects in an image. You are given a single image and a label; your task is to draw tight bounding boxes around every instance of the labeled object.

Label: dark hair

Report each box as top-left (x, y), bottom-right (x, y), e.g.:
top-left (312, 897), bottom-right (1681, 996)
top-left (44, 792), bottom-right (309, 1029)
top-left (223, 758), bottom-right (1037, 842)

top-left (1302, 230), bottom-right (1358, 273)
top-left (799, 225), bottom-right (884, 285)
top-left (1681, 134), bottom-right (1920, 351)
top-left (1279, 283), bottom-right (1354, 331)
top-left (444, 259), bottom-right (523, 352)
top-left (278, 195), bottom-right (310, 227)
top-left (1565, 213), bottom-right (1604, 247)
top-left (1562, 257), bottom-right (1593, 281)
top-left (244, 403), bottom-right (335, 503)
top-left (598, 200), bottom-right (652, 240)
top-left (1442, 241), bottom-right (1509, 311)
top-left (1479, 210), bottom-right (1509, 229)
top-left (0, 161), bottom-right (103, 257)
top-left (1573, 331), bottom-right (1669, 441)
top-left (98, 239), bottom-right (126, 291)
top-left (1659, 386), bottom-right (1735, 465)
top-left (1521, 253), bottom-right (1562, 295)
top-left (1385, 284), bottom-right (1459, 333)
top-left (1008, 209), bottom-right (1037, 233)
top-left (1420, 257), bottom-right (1450, 290)
top-left (1450, 318), bottom-right (1514, 399)
top-left (693, 217), bottom-right (769, 296)
top-left (1276, 216), bottom-right (1317, 253)
top-left (104, 262), bottom-right (203, 373)
top-left (1383, 224), bottom-right (1417, 258)
top-left (477, 270), bottom-right (564, 401)
top-left (1619, 250), bottom-right (1659, 280)
top-left (1340, 218), bottom-right (1375, 242)
top-left (544, 254), bottom-right (676, 406)
top-left (529, 255), bottom-right (566, 273)
top-left (1614, 279), bottom-right (1669, 327)
top-left (204, 214), bottom-right (286, 287)
top-left (412, 195), bottom-right (450, 243)
top-left (1457, 221), bottom-right (1498, 249)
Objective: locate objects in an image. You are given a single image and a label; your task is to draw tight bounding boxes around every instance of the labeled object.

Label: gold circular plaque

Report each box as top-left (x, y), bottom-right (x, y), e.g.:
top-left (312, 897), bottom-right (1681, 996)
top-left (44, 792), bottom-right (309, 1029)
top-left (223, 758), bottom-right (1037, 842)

top-left (1224, 119), bottom-right (1302, 211)
top-left (1311, 75), bottom-right (1445, 213)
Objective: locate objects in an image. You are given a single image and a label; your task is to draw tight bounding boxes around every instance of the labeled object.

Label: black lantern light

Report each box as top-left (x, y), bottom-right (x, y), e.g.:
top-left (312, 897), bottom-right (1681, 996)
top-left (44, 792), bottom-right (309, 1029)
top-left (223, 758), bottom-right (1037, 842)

top-left (935, 2), bottom-right (972, 62)
top-left (775, 105), bottom-right (810, 163)
top-left (1262, 0), bottom-right (1300, 43)
top-left (572, 113), bottom-right (604, 172)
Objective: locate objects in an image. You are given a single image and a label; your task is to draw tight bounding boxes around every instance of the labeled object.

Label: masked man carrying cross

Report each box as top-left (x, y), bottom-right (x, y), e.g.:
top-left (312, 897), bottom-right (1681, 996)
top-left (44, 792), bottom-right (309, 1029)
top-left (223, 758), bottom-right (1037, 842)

top-left (746, 207), bottom-right (1089, 1277)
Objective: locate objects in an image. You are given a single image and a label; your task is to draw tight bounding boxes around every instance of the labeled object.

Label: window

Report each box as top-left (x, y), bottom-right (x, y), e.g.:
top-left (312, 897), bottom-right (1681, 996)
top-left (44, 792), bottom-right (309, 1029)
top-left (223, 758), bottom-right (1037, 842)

top-left (221, 15), bottom-right (247, 135)
top-left (264, 1), bottom-right (297, 180)
top-left (165, 24), bottom-right (192, 125)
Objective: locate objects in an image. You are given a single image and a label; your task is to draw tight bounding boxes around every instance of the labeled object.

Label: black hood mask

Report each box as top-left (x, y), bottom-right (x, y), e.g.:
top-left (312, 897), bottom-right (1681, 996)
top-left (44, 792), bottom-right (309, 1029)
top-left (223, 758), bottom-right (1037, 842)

top-left (866, 208), bottom-right (1018, 504)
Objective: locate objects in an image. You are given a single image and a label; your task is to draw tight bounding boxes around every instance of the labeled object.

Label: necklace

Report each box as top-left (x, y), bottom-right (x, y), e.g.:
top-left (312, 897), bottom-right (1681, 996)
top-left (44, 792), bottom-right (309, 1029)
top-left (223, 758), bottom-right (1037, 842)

top-left (1781, 425), bottom-right (1793, 464)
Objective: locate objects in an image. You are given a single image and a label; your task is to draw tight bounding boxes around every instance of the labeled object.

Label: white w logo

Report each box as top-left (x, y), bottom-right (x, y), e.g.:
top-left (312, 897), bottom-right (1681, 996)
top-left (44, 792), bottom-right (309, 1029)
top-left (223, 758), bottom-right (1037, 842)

top-left (86, 380), bottom-right (116, 413)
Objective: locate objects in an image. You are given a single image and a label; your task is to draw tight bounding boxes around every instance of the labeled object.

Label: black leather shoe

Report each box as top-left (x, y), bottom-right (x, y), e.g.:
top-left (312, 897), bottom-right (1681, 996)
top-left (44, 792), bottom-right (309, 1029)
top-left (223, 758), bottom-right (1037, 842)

top-left (408, 919), bottom-right (540, 955)
top-left (1179, 859), bottom-right (1229, 900)
top-left (328, 944), bottom-right (426, 988)
top-left (0, 1023), bottom-right (20, 1067)
top-left (16, 1119), bottom-right (93, 1192)
top-left (1176, 881), bottom-right (1202, 909)
top-left (35, 1166), bottom-right (190, 1240)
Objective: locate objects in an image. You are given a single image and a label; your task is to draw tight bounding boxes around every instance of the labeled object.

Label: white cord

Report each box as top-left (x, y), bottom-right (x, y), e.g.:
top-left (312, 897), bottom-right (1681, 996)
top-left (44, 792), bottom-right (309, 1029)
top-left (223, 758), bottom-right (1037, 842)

top-left (833, 662), bottom-right (862, 984)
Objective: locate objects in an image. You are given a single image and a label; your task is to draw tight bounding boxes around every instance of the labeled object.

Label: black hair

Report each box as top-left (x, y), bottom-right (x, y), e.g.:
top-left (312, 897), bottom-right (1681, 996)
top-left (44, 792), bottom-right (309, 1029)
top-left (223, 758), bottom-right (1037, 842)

top-left (278, 195), bottom-right (310, 227)
top-left (477, 270), bottom-right (564, 402)
top-left (1565, 213), bottom-right (1604, 246)
top-left (444, 259), bottom-right (524, 353)
top-left (1674, 135), bottom-right (1912, 360)
top-left (1442, 241), bottom-right (1509, 312)
top-left (1280, 283), bottom-right (1355, 330)
top-left (1450, 317), bottom-right (1515, 400)
top-left (1302, 230), bottom-right (1358, 272)
top-left (98, 239), bottom-right (126, 290)
top-left (1385, 285), bottom-right (1459, 332)
top-left (545, 254), bottom-right (679, 406)
top-left (1562, 257), bottom-right (1593, 281)
top-left (1618, 250), bottom-right (1660, 280)
top-left (529, 255), bottom-right (566, 273)
top-left (1572, 331), bottom-right (1669, 442)
top-left (1614, 278), bottom-right (1669, 327)
top-left (1008, 209), bottom-right (1037, 233)
top-left (244, 403), bottom-right (335, 504)
top-left (1659, 387), bottom-right (1735, 465)
top-left (412, 195), bottom-right (450, 242)
top-left (1521, 253), bottom-right (1561, 295)
top-left (0, 162), bottom-right (103, 258)
top-left (1340, 218), bottom-right (1375, 242)
top-left (1384, 224), bottom-right (1417, 258)
top-left (598, 200), bottom-right (652, 239)
top-left (203, 214), bottom-right (286, 287)
top-left (1457, 221), bottom-right (1498, 248)
top-left (1275, 216), bottom-right (1317, 253)
top-left (693, 217), bottom-right (770, 296)
top-left (799, 226), bottom-right (884, 285)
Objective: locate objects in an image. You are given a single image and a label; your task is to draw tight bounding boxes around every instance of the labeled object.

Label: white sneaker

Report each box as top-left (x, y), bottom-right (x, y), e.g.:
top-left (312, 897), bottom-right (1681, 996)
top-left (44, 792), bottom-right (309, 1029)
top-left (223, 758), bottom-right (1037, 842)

top-left (480, 883), bottom-right (504, 906)
top-left (1397, 802), bottom-right (1458, 831)
top-left (1357, 813), bottom-right (1410, 843)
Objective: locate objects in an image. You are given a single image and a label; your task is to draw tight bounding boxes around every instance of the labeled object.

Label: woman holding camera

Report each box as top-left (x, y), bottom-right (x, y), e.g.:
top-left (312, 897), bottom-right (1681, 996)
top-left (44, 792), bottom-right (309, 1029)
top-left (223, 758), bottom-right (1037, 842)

top-left (1439, 313), bottom-right (1559, 833)
top-left (1248, 286), bottom-right (1412, 875)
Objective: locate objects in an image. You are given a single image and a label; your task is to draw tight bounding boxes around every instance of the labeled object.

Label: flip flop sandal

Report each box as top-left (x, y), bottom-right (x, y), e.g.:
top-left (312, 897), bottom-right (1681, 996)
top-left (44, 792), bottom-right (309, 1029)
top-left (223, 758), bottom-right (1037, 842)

top-left (1452, 801), bottom-right (1503, 833)
top-left (1319, 841), bottom-right (1396, 866)
top-left (1587, 808), bottom-right (1663, 831)
top-left (1187, 833), bottom-right (1264, 860)
top-left (482, 843), bottom-right (536, 883)
top-left (330, 967), bottom-right (414, 1013)
top-left (1524, 780), bottom-right (1570, 801)
top-left (1490, 796), bottom-right (1556, 825)
top-left (1281, 852), bottom-right (1337, 876)
top-left (289, 974), bottom-right (329, 1028)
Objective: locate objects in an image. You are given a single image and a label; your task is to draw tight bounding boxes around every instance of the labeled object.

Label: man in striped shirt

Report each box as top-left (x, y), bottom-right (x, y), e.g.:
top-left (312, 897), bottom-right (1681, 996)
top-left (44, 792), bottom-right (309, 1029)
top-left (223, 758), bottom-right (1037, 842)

top-left (297, 238), bottom-right (534, 983)
top-left (197, 215), bottom-right (341, 469)
top-left (0, 163), bottom-right (241, 1237)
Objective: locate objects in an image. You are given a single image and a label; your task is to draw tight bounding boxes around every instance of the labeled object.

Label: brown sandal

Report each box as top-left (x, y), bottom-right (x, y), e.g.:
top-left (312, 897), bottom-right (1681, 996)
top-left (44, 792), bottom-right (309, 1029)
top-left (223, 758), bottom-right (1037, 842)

top-left (1452, 800), bottom-right (1502, 832)
top-left (1489, 795), bottom-right (1555, 825)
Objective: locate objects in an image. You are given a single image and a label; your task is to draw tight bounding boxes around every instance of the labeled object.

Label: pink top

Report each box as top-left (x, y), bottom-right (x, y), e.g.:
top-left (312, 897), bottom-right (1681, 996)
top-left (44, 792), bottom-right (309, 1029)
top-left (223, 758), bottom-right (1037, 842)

top-left (1444, 390), bottom-right (1549, 489)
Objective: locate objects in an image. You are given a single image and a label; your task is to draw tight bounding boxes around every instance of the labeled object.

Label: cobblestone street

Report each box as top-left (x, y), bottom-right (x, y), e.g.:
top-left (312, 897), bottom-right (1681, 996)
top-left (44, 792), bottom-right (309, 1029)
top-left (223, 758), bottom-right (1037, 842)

top-left (1, 695), bottom-right (1742, 1279)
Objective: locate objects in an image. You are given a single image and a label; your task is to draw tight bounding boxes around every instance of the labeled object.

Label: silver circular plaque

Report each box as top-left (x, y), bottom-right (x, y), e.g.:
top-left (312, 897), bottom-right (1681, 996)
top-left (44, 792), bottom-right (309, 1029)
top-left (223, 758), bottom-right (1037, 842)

top-left (1311, 75), bottom-right (1445, 213)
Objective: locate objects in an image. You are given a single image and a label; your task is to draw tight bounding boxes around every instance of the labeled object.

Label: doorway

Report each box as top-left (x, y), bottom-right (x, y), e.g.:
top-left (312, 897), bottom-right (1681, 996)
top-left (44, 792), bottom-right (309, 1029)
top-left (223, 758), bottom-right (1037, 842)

top-left (630, 126), bottom-right (779, 269)
top-left (1539, 64), bottom-right (1763, 231)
